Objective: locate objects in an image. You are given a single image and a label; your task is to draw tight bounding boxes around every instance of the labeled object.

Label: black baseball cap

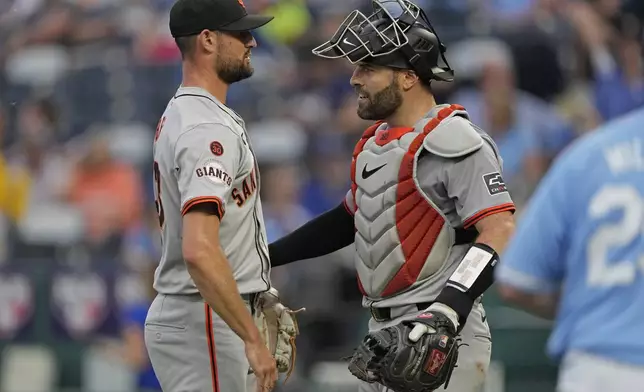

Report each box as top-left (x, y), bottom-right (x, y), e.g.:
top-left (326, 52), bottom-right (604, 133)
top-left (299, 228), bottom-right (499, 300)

top-left (169, 0), bottom-right (274, 38)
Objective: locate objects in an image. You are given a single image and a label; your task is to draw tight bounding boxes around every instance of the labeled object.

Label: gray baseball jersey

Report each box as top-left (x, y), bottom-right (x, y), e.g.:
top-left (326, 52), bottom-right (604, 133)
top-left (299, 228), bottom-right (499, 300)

top-left (152, 86), bottom-right (271, 296)
top-left (344, 104), bottom-right (515, 309)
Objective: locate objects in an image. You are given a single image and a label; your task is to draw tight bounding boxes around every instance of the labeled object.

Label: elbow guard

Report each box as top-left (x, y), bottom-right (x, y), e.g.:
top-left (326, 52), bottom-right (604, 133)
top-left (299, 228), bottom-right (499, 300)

top-left (435, 243), bottom-right (499, 326)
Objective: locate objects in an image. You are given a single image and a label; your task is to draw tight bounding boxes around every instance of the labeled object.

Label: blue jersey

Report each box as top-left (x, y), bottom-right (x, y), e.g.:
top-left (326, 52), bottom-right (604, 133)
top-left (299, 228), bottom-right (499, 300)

top-left (122, 303), bottom-right (162, 390)
top-left (496, 107), bottom-right (644, 366)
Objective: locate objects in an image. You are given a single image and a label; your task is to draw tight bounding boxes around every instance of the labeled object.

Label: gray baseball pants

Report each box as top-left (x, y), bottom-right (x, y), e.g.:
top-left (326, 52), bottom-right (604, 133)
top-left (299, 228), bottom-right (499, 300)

top-left (144, 293), bottom-right (257, 392)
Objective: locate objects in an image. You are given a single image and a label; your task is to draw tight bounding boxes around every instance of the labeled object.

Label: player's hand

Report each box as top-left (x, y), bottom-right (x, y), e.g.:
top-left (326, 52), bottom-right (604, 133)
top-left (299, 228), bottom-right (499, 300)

top-left (245, 340), bottom-right (278, 392)
top-left (408, 302), bottom-right (459, 342)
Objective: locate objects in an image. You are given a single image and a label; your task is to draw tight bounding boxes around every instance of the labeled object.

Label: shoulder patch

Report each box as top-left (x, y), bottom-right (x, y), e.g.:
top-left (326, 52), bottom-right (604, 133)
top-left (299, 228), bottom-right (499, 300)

top-left (423, 115), bottom-right (483, 158)
top-left (482, 172), bottom-right (508, 195)
top-left (195, 159), bottom-right (233, 188)
top-left (210, 141), bottom-right (224, 156)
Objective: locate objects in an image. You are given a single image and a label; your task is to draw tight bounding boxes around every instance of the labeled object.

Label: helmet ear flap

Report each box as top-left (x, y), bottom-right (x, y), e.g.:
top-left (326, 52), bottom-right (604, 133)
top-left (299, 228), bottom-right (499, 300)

top-left (401, 26), bottom-right (453, 82)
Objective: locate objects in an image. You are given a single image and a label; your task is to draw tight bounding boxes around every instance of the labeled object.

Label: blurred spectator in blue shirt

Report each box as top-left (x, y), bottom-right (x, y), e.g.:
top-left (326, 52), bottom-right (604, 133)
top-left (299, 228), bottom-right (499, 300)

top-left (450, 38), bottom-right (574, 206)
top-left (120, 303), bottom-right (161, 391)
top-left (300, 133), bottom-right (353, 217)
top-left (262, 163), bottom-right (312, 243)
top-left (567, 0), bottom-right (644, 122)
top-left (105, 266), bottom-right (161, 391)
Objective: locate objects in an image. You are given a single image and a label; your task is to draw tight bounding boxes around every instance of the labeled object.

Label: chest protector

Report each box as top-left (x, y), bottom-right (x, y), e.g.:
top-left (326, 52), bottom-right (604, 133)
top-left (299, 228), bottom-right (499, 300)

top-left (350, 104), bottom-right (481, 300)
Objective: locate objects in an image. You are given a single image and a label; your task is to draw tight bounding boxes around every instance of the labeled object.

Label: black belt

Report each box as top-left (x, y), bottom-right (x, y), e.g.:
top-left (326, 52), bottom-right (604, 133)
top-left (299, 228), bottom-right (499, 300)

top-left (242, 293), bottom-right (259, 314)
top-left (241, 293), bottom-right (258, 302)
top-left (370, 301), bottom-right (433, 322)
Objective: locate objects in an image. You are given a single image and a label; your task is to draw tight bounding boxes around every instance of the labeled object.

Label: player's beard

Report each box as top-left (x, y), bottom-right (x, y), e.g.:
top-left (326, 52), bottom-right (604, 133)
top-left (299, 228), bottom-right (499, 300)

top-left (356, 78), bottom-right (403, 121)
top-left (215, 51), bottom-right (253, 84)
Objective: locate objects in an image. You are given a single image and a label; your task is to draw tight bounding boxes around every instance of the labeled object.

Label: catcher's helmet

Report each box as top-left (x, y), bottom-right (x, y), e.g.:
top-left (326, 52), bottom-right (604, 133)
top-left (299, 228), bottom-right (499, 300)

top-left (312, 0), bottom-right (454, 83)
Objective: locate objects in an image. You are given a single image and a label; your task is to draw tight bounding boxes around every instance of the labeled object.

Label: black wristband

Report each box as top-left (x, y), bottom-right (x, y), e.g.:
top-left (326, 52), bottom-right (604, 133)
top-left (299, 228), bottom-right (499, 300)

top-left (435, 242), bottom-right (499, 327)
top-left (434, 286), bottom-right (475, 327)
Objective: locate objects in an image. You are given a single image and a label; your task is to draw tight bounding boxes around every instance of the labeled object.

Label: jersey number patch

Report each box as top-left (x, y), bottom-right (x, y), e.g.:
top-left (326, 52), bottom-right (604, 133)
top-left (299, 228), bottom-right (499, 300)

top-left (153, 161), bottom-right (165, 228)
top-left (587, 184), bottom-right (644, 287)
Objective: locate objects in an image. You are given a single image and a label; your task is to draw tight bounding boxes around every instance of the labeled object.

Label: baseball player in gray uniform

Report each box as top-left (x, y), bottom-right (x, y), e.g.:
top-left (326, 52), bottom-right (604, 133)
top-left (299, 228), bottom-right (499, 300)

top-left (268, 1), bottom-right (516, 391)
top-left (144, 0), bottom-right (285, 391)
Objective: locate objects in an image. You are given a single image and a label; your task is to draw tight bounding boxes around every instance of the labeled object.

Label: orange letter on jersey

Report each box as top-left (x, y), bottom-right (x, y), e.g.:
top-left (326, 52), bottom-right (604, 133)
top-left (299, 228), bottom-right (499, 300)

top-left (154, 116), bottom-right (166, 142)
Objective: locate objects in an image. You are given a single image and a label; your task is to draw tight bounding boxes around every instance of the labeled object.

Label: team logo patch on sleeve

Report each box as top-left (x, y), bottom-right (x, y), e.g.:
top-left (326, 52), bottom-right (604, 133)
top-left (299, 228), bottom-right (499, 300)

top-left (482, 172), bottom-right (507, 195)
top-left (210, 141), bottom-right (224, 156)
top-left (196, 159), bottom-right (232, 187)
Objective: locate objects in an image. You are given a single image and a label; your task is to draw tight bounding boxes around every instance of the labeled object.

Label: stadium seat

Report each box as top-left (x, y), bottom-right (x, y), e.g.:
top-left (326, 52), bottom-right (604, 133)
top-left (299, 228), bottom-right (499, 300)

top-left (0, 344), bottom-right (56, 392)
top-left (4, 45), bottom-right (70, 88)
top-left (16, 203), bottom-right (84, 247)
top-left (104, 122), bottom-right (154, 167)
top-left (81, 344), bottom-right (137, 392)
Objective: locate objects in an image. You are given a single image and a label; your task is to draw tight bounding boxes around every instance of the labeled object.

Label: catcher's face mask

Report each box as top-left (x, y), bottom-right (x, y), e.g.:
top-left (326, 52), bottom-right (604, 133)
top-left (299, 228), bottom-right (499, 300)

top-left (312, 0), bottom-right (454, 82)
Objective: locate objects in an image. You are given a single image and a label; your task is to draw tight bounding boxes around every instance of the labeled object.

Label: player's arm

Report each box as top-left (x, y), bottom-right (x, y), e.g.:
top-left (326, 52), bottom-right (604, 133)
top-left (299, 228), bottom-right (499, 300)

top-left (498, 285), bottom-right (560, 320)
top-left (495, 157), bottom-right (571, 320)
top-left (177, 124), bottom-right (261, 346)
top-left (268, 192), bottom-right (355, 267)
top-left (421, 136), bottom-right (516, 330)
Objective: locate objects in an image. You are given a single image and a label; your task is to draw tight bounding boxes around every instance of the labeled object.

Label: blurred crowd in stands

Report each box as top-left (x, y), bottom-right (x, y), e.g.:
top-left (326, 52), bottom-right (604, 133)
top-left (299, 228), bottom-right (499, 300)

top-left (0, 0), bottom-right (642, 391)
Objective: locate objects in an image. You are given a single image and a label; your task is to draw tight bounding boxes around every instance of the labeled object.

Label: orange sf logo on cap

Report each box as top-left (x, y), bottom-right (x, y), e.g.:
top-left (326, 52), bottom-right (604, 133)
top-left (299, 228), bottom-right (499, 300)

top-left (237, 0), bottom-right (245, 8)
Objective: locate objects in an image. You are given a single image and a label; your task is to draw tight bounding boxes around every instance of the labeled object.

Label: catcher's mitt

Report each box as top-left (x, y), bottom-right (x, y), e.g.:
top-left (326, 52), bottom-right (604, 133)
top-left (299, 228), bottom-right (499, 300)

top-left (253, 288), bottom-right (305, 381)
top-left (347, 311), bottom-right (459, 392)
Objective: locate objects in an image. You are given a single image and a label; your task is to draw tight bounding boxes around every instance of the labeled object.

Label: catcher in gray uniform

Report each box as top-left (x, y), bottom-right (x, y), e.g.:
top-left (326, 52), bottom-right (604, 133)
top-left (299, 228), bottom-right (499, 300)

top-left (145, 1), bottom-right (302, 391)
top-left (269, 1), bottom-right (516, 391)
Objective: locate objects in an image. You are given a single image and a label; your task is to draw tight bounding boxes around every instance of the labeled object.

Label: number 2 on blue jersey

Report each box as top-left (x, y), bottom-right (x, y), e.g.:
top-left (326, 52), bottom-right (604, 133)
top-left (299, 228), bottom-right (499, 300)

top-left (587, 184), bottom-right (644, 287)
